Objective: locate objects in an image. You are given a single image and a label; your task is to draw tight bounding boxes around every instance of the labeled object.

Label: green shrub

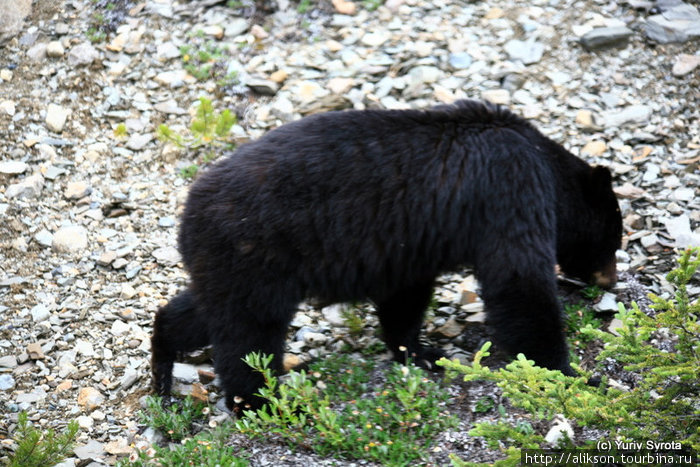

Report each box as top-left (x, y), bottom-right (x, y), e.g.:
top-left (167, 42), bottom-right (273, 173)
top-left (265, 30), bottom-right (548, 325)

top-left (5, 412), bottom-right (79, 467)
top-left (138, 395), bottom-right (207, 441)
top-left (441, 248), bottom-right (700, 465)
top-left (157, 97), bottom-right (237, 177)
top-left (235, 352), bottom-right (456, 466)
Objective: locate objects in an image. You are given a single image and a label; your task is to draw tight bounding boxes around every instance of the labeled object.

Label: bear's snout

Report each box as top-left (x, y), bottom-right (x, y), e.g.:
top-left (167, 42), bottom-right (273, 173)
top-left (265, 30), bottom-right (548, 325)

top-left (592, 259), bottom-right (617, 288)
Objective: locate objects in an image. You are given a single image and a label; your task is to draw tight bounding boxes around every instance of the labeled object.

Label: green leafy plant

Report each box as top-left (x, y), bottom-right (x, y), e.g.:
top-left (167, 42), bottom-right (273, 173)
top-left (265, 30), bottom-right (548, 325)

top-left (581, 284), bottom-right (604, 300)
top-left (235, 352), bottom-right (456, 466)
top-left (440, 248), bottom-right (700, 465)
top-left (6, 412), bottom-right (79, 467)
top-left (341, 306), bottom-right (365, 337)
top-left (180, 42), bottom-right (230, 82)
top-left (157, 97), bottom-right (236, 177)
top-left (473, 395), bottom-right (496, 414)
top-left (138, 395), bottom-right (208, 441)
top-left (363, 0), bottom-right (384, 11)
top-left (119, 426), bottom-right (248, 467)
top-left (113, 122), bottom-right (128, 139)
top-left (563, 301), bottom-right (602, 351)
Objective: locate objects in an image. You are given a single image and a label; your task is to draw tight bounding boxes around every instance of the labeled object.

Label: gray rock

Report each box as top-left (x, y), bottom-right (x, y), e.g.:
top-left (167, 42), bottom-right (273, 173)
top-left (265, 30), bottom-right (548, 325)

top-left (67, 43), bottom-right (99, 66)
top-left (246, 78), bottom-right (279, 96)
top-left (580, 27), bottom-right (634, 50)
top-left (26, 42), bottom-right (47, 61)
top-left (31, 304), bottom-right (50, 322)
top-left (126, 133), bottom-right (153, 150)
top-left (661, 215), bottom-right (700, 247)
top-left (321, 304), bottom-right (347, 326)
top-left (173, 363), bottom-right (199, 383)
top-left (504, 38), bottom-right (544, 64)
top-left (0, 374), bottom-right (15, 391)
top-left (594, 292), bottom-right (619, 312)
top-left (74, 440), bottom-right (106, 460)
top-left (0, 0), bottom-right (32, 44)
top-left (6, 173), bottom-right (44, 199)
top-left (0, 355), bottom-right (18, 368)
top-left (645, 3), bottom-right (700, 43)
top-left (225, 18), bottom-right (249, 37)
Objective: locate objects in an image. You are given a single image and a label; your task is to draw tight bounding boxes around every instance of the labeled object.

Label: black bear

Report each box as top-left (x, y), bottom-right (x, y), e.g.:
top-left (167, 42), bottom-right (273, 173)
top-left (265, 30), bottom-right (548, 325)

top-left (152, 100), bottom-right (622, 413)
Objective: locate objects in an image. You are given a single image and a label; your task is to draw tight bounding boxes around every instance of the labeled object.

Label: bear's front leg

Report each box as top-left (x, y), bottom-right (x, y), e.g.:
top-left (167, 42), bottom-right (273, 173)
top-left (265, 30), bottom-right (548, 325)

top-left (477, 257), bottom-right (576, 377)
top-left (374, 279), bottom-right (446, 370)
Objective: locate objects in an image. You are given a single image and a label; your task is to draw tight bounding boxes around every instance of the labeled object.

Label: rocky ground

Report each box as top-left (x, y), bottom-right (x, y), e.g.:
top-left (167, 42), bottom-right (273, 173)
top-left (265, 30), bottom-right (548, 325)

top-left (0, 0), bottom-right (699, 465)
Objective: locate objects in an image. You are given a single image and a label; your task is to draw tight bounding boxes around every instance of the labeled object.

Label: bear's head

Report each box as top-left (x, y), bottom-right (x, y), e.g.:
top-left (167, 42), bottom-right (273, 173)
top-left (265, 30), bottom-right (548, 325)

top-left (557, 166), bottom-right (622, 288)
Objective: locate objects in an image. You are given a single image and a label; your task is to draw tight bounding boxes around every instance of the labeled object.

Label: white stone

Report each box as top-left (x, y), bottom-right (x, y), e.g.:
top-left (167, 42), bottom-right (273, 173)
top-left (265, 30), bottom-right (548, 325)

top-left (52, 225), bottom-right (88, 254)
top-left (46, 40), bottom-right (65, 57)
top-left (152, 246), bottom-right (181, 265)
top-left (0, 100), bottom-right (15, 116)
top-left (172, 363), bottom-right (199, 383)
top-left (46, 104), bottom-right (70, 132)
top-left (0, 161), bottom-right (27, 174)
top-left (594, 292), bottom-right (618, 312)
top-left (545, 415), bottom-right (574, 447)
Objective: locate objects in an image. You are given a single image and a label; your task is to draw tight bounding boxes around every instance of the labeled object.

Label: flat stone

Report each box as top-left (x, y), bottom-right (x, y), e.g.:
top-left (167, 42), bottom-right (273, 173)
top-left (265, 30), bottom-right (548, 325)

top-left (581, 140), bottom-right (607, 156)
top-left (27, 342), bottom-right (45, 359)
top-left (601, 105), bottom-right (652, 127)
top-left (645, 3), bottom-right (700, 43)
top-left (449, 52), bottom-right (472, 69)
top-left (154, 99), bottom-right (186, 114)
top-left (594, 292), bottom-right (618, 312)
top-left (580, 26), bottom-right (634, 50)
top-left (504, 38), bottom-right (544, 64)
top-left (173, 363), bottom-right (199, 383)
top-left (0, 355), bottom-right (18, 368)
top-left (246, 78), bottom-right (279, 96)
top-left (74, 439), bottom-right (105, 460)
top-left (0, 161), bottom-right (28, 174)
top-left (126, 133), bottom-right (153, 150)
top-left (361, 31), bottom-right (391, 47)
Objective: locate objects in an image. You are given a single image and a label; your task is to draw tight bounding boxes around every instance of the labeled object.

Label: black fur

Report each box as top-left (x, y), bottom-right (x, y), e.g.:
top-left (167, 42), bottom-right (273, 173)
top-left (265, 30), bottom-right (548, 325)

top-left (152, 100), bottom-right (622, 412)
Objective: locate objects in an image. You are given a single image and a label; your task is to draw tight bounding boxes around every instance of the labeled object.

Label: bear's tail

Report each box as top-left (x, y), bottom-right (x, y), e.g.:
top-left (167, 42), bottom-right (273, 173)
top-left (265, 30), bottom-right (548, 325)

top-left (151, 289), bottom-right (209, 397)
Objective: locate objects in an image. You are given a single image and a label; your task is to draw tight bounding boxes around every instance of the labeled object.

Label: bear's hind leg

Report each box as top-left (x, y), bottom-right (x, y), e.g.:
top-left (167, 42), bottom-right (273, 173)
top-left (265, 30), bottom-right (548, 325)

top-left (373, 280), bottom-right (446, 370)
top-left (151, 289), bottom-right (210, 396)
top-left (206, 295), bottom-right (296, 415)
